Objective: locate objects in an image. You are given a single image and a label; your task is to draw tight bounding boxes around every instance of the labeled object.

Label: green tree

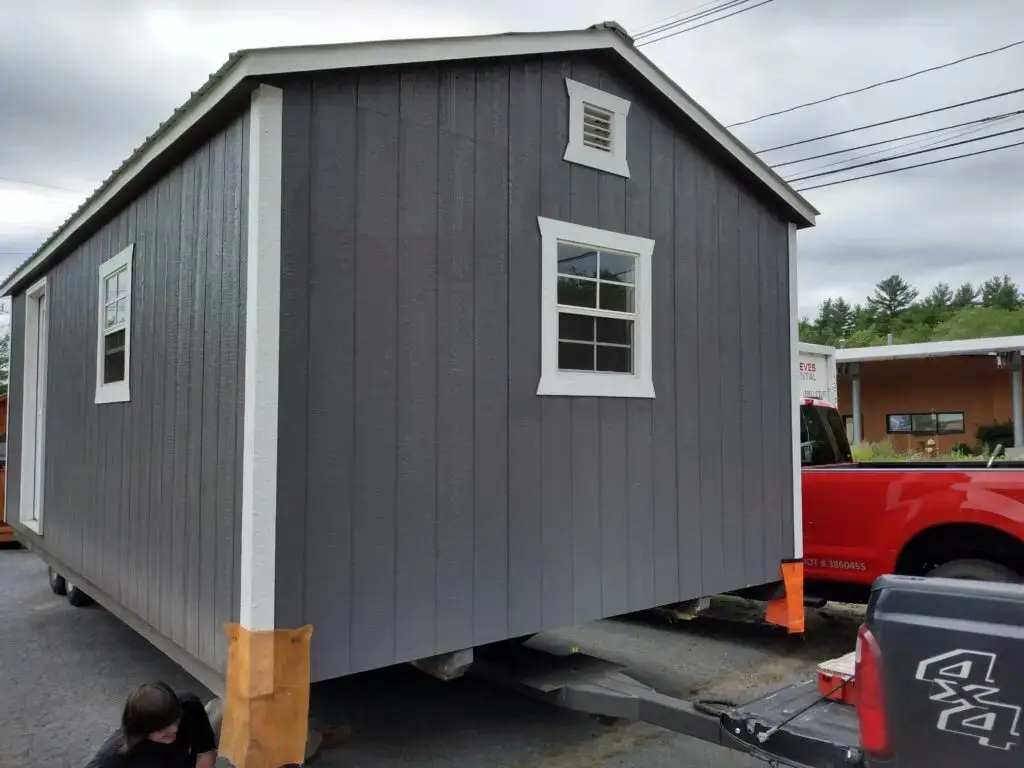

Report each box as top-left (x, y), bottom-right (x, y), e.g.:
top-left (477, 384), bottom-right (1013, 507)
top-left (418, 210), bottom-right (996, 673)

top-left (843, 328), bottom-right (888, 348)
top-left (812, 297), bottom-right (857, 345)
top-left (930, 306), bottom-right (1024, 340)
top-left (979, 275), bottom-right (1021, 311)
top-left (801, 272), bottom-right (1024, 348)
top-left (922, 282), bottom-right (953, 313)
top-left (867, 274), bottom-right (918, 333)
top-left (952, 282), bottom-right (979, 308)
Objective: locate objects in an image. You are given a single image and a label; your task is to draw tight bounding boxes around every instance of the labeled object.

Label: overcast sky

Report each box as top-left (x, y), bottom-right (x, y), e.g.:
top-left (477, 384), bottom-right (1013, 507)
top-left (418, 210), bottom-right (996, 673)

top-left (1, 0), bottom-right (1022, 321)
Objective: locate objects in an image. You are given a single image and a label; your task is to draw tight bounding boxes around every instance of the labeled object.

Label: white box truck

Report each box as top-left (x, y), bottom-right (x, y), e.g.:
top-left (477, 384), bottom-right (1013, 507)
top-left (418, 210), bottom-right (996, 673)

top-left (797, 342), bottom-right (837, 405)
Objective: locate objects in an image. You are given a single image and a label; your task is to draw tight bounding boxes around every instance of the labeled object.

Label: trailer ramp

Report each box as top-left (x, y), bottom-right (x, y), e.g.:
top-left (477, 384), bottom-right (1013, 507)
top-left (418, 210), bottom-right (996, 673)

top-left (470, 637), bottom-right (864, 768)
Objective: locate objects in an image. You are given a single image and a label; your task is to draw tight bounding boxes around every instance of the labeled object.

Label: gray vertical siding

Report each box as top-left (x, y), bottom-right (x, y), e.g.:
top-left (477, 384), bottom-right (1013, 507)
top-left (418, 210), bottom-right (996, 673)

top-left (6, 110), bottom-right (249, 675)
top-left (278, 51), bottom-right (796, 683)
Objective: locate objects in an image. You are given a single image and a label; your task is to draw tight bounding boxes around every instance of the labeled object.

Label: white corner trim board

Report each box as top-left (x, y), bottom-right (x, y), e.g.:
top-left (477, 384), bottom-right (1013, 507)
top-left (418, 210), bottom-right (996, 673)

top-left (537, 216), bottom-right (655, 399)
top-left (239, 83), bottom-right (283, 632)
top-left (788, 223), bottom-right (803, 560)
top-left (95, 243), bottom-right (134, 405)
top-left (563, 78), bottom-right (631, 178)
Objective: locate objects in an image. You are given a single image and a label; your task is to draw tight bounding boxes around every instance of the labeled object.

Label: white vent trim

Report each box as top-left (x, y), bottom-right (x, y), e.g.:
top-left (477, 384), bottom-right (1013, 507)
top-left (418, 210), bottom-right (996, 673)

top-left (564, 78), bottom-right (631, 178)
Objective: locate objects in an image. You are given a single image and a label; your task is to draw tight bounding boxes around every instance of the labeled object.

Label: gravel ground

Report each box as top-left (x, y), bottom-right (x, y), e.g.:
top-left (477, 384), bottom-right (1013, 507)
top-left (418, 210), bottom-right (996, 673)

top-left (0, 547), bottom-right (862, 767)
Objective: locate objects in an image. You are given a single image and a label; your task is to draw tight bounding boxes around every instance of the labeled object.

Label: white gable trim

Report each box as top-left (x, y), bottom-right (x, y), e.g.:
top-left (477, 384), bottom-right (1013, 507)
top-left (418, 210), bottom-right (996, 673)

top-left (0, 26), bottom-right (816, 297)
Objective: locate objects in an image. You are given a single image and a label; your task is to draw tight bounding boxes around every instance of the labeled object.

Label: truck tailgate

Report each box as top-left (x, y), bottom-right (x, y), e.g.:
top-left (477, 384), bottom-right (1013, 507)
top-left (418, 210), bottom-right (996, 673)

top-left (721, 679), bottom-right (863, 767)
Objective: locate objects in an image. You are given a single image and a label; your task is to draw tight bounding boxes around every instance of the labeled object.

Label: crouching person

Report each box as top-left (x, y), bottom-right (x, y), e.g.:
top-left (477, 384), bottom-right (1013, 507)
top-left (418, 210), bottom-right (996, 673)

top-left (85, 681), bottom-right (217, 768)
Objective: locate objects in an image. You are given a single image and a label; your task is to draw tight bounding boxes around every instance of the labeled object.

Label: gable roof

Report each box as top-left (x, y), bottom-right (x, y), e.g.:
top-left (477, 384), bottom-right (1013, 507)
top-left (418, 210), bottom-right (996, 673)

top-left (1, 21), bottom-right (818, 296)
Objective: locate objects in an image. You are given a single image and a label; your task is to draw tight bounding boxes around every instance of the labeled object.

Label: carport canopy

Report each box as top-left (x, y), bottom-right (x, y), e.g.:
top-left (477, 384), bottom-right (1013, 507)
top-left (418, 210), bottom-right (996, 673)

top-left (835, 335), bottom-right (1024, 448)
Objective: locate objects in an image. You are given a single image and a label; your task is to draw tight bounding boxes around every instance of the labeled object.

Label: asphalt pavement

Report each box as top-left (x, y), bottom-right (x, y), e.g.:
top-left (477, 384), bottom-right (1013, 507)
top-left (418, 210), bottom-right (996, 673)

top-left (0, 547), bottom-right (861, 767)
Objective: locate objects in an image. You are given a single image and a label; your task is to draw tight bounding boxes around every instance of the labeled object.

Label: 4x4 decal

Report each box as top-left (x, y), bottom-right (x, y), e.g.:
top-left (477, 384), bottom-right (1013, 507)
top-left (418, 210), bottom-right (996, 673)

top-left (916, 649), bottom-right (1022, 751)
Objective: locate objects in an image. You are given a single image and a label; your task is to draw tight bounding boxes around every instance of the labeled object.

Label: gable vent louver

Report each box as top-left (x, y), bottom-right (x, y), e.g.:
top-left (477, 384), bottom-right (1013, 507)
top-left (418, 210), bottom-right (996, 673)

top-left (582, 102), bottom-right (614, 152)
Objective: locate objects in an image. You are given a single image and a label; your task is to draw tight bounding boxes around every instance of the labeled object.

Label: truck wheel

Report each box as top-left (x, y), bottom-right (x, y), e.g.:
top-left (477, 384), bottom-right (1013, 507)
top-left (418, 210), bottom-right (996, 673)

top-left (48, 567), bottom-right (67, 596)
top-left (927, 559), bottom-right (1020, 583)
top-left (66, 581), bottom-right (95, 608)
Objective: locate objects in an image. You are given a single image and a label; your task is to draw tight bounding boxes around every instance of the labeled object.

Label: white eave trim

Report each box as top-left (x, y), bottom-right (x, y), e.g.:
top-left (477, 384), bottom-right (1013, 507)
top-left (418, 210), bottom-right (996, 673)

top-left (835, 335), bottom-right (1024, 362)
top-left (0, 27), bottom-right (815, 297)
top-left (239, 83), bottom-right (283, 632)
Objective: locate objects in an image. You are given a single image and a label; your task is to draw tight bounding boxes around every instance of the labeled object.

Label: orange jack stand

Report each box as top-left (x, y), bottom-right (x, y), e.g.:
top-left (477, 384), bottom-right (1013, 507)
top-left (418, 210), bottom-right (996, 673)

top-left (765, 559), bottom-right (805, 634)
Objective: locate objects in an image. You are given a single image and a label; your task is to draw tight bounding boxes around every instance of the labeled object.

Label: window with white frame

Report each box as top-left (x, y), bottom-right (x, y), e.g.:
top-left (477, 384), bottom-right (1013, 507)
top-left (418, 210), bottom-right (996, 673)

top-left (563, 78), bottom-right (631, 178)
top-left (537, 217), bottom-right (655, 398)
top-left (96, 244), bottom-right (134, 404)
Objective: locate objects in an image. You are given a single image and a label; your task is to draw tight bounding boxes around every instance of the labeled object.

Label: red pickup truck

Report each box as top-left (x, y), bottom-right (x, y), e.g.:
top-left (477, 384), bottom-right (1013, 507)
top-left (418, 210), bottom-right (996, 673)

top-left (799, 399), bottom-right (1024, 603)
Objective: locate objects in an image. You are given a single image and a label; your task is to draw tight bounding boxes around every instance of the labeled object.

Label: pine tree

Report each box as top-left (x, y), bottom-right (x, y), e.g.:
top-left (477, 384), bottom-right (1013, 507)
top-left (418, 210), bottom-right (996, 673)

top-left (867, 275), bottom-right (918, 333)
top-left (952, 282), bottom-right (979, 308)
top-left (980, 275), bottom-right (1021, 311)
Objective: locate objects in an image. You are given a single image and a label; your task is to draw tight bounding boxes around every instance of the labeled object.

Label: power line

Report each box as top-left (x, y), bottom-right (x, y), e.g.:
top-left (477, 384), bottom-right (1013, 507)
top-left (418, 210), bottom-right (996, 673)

top-left (634, 0), bottom-right (752, 40)
top-left (785, 123), bottom-right (1024, 183)
top-left (795, 138), bottom-right (1024, 192)
top-left (0, 175), bottom-right (88, 195)
top-left (792, 112), bottom-right (1024, 177)
top-left (728, 37), bottom-right (1024, 128)
top-left (637, 0), bottom-right (777, 47)
top-left (633, 0), bottom-right (737, 37)
top-left (771, 108), bottom-right (1024, 168)
top-left (754, 86), bottom-right (1024, 153)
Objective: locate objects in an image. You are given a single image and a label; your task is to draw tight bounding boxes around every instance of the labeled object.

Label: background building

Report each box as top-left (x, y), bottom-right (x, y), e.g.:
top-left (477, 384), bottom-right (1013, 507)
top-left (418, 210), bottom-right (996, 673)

top-left (836, 336), bottom-right (1024, 453)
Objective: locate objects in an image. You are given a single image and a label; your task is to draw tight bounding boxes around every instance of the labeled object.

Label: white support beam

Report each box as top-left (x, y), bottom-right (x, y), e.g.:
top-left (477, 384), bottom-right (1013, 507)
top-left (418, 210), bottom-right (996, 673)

top-left (851, 363), bottom-right (863, 445)
top-left (1013, 352), bottom-right (1023, 449)
top-left (239, 83), bottom-right (283, 632)
top-left (788, 224), bottom-right (803, 559)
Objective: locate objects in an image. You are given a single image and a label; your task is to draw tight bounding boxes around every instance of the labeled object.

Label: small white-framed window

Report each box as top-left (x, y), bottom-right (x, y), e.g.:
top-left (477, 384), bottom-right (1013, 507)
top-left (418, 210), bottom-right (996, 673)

top-left (95, 243), bottom-right (134, 404)
top-left (563, 78), bottom-right (631, 178)
top-left (537, 217), bottom-right (655, 399)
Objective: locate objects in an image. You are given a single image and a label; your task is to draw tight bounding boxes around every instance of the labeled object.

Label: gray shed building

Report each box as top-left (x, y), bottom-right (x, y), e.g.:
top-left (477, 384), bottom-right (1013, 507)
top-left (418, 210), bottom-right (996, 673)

top-left (1, 23), bottom-right (817, 692)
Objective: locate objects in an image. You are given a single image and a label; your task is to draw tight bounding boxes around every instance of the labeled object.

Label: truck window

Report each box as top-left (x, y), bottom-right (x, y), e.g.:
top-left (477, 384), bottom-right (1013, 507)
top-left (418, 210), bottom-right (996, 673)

top-left (820, 406), bottom-right (854, 463)
top-left (800, 405), bottom-right (840, 466)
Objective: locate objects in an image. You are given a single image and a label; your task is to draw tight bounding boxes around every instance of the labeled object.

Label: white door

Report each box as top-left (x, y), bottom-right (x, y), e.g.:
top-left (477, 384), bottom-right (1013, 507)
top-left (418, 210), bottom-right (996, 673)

top-left (32, 294), bottom-right (48, 521)
top-left (21, 280), bottom-right (49, 530)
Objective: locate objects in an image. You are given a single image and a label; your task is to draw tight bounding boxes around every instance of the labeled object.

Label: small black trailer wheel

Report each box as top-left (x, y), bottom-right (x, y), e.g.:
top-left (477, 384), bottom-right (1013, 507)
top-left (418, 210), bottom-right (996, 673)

top-left (66, 581), bottom-right (94, 607)
top-left (48, 567), bottom-right (67, 596)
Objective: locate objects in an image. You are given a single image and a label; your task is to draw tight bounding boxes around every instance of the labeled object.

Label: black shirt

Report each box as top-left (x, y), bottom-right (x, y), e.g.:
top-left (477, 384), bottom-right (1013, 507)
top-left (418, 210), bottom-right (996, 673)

top-left (85, 692), bottom-right (217, 768)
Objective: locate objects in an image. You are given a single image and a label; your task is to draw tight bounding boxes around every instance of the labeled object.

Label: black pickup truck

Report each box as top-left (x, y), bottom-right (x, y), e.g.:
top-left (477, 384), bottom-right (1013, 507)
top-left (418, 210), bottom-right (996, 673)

top-left (721, 574), bottom-right (1024, 767)
top-left (474, 574), bottom-right (1024, 767)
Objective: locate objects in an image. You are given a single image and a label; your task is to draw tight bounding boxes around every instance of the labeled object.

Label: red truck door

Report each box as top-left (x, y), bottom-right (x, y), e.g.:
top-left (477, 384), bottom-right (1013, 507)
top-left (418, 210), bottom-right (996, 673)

top-left (800, 403), bottom-right (886, 583)
top-left (803, 469), bottom-right (891, 582)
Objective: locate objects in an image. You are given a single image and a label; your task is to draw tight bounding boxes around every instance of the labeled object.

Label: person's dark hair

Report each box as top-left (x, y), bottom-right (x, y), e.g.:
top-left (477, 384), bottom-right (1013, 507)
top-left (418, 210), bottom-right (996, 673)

top-left (118, 681), bottom-right (182, 754)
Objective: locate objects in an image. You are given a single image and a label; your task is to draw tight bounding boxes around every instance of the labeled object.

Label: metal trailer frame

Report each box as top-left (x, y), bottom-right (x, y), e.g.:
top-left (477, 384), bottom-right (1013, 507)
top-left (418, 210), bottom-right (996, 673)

top-left (469, 635), bottom-right (864, 768)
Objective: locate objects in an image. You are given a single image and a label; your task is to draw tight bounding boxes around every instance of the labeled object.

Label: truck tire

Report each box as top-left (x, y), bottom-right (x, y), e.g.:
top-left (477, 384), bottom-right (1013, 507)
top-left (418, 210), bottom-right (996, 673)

top-left (926, 559), bottom-right (1020, 583)
top-left (65, 581), bottom-right (95, 608)
top-left (48, 567), bottom-right (67, 596)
